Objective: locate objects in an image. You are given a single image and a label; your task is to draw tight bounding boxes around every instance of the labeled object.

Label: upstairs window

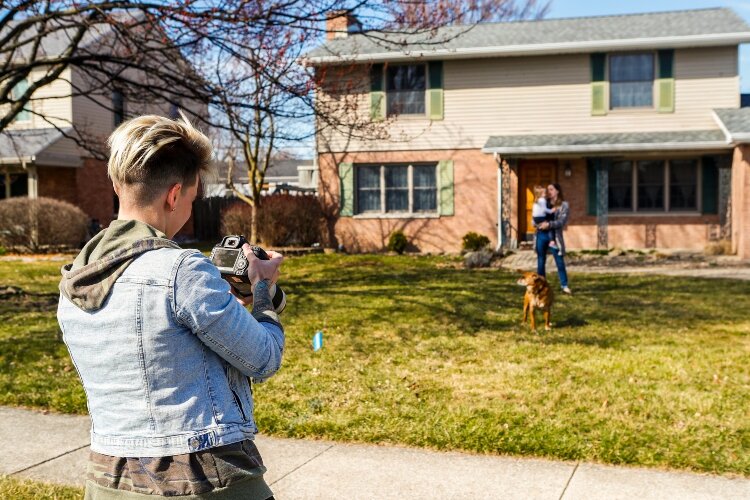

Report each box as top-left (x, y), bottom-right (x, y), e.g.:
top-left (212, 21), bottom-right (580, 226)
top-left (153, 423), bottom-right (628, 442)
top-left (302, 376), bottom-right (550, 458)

top-left (386, 64), bottom-right (426, 116)
top-left (11, 79), bottom-right (31, 122)
top-left (609, 53), bottom-right (654, 109)
top-left (113, 89), bottom-right (125, 126)
top-left (356, 163), bottom-right (437, 215)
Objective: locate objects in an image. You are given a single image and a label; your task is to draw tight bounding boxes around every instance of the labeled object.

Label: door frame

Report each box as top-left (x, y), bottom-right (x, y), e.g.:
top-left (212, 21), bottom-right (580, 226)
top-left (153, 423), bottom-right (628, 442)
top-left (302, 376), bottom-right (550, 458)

top-left (518, 159), bottom-right (559, 241)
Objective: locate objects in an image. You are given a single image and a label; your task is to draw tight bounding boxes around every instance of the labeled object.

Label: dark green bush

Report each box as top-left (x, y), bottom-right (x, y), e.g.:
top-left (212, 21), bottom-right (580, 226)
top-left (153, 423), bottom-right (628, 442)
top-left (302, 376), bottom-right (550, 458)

top-left (387, 230), bottom-right (408, 254)
top-left (461, 232), bottom-right (490, 252)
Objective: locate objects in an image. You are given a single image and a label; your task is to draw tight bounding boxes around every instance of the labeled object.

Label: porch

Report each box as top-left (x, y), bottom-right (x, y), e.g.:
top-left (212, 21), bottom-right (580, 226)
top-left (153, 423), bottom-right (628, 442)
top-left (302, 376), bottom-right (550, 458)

top-left (483, 129), bottom-right (739, 254)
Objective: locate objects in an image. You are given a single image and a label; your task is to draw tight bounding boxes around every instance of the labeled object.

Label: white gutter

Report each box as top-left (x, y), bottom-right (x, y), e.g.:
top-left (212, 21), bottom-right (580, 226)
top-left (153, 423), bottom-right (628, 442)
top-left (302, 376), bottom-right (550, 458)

top-left (481, 141), bottom-right (732, 155)
top-left (305, 32), bottom-right (750, 64)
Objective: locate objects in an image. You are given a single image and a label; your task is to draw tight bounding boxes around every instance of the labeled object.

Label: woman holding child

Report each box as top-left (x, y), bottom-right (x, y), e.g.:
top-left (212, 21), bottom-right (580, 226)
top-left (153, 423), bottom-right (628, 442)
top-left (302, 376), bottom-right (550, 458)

top-left (533, 183), bottom-right (572, 294)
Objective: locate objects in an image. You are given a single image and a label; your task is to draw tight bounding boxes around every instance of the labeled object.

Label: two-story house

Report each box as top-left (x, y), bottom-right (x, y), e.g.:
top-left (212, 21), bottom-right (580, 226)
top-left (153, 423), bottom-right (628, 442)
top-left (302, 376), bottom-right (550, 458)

top-left (0, 22), bottom-right (204, 229)
top-left (308, 8), bottom-right (750, 259)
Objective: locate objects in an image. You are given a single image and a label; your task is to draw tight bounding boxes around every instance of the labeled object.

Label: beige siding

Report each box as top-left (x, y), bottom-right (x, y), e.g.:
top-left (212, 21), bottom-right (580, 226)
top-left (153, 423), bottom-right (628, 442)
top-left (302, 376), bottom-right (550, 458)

top-left (3, 68), bottom-right (73, 130)
top-left (71, 66), bottom-right (209, 150)
top-left (321, 46), bottom-right (739, 152)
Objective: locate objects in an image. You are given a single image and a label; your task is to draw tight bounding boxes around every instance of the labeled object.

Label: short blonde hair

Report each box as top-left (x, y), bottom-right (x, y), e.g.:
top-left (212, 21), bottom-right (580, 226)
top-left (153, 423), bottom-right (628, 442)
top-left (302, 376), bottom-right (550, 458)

top-left (533, 185), bottom-right (546, 199)
top-left (107, 114), bottom-right (213, 204)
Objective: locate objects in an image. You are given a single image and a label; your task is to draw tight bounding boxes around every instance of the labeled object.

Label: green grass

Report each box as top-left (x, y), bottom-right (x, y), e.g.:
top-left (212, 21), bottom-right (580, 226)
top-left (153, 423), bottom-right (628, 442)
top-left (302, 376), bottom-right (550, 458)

top-left (1, 254), bottom-right (749, 475)
top-left (0, 476), bottom-right (82, 499)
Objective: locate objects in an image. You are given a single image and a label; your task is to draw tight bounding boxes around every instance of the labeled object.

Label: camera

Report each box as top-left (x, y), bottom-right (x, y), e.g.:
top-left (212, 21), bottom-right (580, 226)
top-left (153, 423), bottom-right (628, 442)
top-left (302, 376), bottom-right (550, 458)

top-left (209, 235), bottom-right (286, 314)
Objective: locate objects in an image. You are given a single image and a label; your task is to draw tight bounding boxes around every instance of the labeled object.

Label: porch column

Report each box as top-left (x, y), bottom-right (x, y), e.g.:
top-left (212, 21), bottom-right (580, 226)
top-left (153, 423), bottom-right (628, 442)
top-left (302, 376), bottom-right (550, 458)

top-left (25, 162), bottom-right (38, 199)
top-left (717, 156), bottom-right (732, 241)
top-left (496, 156), bottom-right (515, 250)
top-left (732, 145), bottom-right (750, 259)
top-left (594, 158), bottom-right (609, 249)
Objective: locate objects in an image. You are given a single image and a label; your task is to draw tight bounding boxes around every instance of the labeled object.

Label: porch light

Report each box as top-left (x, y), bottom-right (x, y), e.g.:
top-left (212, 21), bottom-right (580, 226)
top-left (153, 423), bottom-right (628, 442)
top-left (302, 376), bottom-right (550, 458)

top-left (564, 163), bottom-right (572, 178)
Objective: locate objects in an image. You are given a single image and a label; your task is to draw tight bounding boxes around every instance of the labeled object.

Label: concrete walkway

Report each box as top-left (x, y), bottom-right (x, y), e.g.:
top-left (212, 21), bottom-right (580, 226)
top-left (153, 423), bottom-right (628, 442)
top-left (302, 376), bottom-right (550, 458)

top-left (1, 407), bottom-right (749, 499)
top-left (500, 251), bottom-right (750, 281)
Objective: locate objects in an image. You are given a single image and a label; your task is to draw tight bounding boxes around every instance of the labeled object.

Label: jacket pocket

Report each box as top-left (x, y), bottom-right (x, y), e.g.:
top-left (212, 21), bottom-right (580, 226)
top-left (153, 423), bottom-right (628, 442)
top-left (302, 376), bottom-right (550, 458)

top-left (231, 388), bottom-right (247, 420)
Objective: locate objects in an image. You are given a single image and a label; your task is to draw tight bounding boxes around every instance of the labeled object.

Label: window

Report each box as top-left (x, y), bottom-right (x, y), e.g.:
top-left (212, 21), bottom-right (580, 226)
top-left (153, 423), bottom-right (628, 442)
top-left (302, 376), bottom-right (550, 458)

top-left (637, 160), bottom-right (664, 210)
top-left (610, 53), bottom-right (654, 109)
top-left (669, 160), bottom-right (698, 211)
top-left (608, 161), bottom-right (633, 211)
top-left (11, 79), bottom-right (31, 122)
top-left (356, 163), bottom-right (437, 215)
top-left (386, 64), bottom-right (426, 116)
top-left (605, 159), bottom-right (699, 213)
top-left (0, 173), bottom-right (28, 199)
top-left (113, 89), bottom-right (125, 126)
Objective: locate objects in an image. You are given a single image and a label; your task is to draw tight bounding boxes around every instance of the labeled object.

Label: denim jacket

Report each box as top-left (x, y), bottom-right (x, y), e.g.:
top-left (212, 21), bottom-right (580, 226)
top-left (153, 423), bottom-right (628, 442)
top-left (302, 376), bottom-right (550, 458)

top-left (57, 243), bottom-right (284, 457)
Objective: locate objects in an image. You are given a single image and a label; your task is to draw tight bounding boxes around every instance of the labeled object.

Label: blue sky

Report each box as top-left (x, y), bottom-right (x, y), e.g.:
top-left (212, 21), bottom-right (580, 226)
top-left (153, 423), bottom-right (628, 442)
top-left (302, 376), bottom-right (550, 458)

top-left (547, 0), bottom-right (750, 92)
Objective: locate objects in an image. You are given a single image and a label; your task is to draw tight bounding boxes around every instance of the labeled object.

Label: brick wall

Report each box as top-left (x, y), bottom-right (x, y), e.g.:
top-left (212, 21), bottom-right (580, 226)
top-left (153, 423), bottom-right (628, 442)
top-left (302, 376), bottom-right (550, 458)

top-left (320, 150), bottom-right (725, 254)
top-left (37, 167), bottom-right (77, 205)
top-left (318, 149), bottom-right (497, 253)
top-left (75, 158), bottom-right (115, 225)
top-left (732, 145), bottom-right (750, 259)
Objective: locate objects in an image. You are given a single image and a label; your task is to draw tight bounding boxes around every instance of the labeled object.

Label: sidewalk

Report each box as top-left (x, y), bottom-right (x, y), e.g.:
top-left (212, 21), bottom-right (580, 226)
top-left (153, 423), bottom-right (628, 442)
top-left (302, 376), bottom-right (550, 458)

top-left (500, 251), bottom-right (750, 281)
top-left (1, 407), bottom-right (749, 499)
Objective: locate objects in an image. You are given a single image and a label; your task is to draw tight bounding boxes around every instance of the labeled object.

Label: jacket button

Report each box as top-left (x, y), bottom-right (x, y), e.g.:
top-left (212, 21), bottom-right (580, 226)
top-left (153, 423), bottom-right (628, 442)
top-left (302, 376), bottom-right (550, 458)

top-left (188, 437), bottom-right (199, 449)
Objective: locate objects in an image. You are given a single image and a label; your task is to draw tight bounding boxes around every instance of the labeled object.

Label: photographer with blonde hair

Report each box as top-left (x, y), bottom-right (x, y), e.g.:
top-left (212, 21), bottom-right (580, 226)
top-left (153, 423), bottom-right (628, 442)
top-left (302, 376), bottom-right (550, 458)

top-left (58, 114), bottom-right (283, 499)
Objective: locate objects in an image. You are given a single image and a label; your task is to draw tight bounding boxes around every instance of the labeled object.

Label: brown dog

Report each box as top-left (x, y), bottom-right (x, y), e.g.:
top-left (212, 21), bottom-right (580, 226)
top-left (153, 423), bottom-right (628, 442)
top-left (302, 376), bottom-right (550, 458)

top-left (516, 271), bottom-right (554, 331)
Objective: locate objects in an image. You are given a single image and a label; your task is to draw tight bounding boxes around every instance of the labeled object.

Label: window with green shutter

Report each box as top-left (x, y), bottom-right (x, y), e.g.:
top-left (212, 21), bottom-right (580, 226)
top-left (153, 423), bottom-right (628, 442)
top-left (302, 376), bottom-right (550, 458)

top-left (427, 61), bottom-right (443, 120)
top-left (590, 53), bottom-right (607, 116)
top-left (438, 160), bottom-right (454, 216)
top-left (11, 78), bottom-right (30, 122)
top-left (657, 49), bottom-right (675, 113)
top-left (339, 162), bottom-right (354, 216)
top-left (370, 64), bottom-right (385, 121)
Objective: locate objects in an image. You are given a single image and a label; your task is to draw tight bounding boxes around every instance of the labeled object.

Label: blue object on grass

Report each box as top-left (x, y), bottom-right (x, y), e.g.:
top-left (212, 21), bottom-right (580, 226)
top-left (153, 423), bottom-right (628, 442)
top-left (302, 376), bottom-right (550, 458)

top-left (312, 330), bottom-right (323, 351)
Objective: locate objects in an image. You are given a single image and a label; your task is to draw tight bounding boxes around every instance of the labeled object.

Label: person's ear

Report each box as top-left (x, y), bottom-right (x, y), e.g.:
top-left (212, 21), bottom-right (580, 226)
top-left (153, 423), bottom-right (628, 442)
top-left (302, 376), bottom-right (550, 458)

top-left (167, 183), bottom-right (182, 212)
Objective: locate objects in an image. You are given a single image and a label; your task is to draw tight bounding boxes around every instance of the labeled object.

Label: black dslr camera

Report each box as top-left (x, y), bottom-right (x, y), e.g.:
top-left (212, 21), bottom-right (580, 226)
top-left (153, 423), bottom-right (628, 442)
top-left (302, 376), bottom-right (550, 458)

top-left (209, 235), bottom-right (286, 314)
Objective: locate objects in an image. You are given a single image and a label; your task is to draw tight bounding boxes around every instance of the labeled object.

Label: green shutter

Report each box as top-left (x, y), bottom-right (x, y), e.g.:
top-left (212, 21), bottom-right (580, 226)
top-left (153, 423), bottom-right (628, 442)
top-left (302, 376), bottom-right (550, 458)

top-left (428, 61), bottom-right (443, 120)
top-left (701, 157), bottom-right (718, 215)
top-left (587, 160), bottom-right (598, 215)
top-left (591, 53), bottom-right (607, 116)
top-left (370, 64), bottom-right (385, 121)
top-left (339, 162), bottom-right (354, 216)
top-left (12, 78), bottom-right (30, 122)
top-left (657, 50), bottom-right (675, 113)
top-left (438, 160), bottom-right (454, 216)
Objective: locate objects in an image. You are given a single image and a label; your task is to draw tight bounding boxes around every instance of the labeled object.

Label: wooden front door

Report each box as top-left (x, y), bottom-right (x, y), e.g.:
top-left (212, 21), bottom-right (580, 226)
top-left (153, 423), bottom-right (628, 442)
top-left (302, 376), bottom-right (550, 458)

top-left (519, 160), bottom-right (558, 240)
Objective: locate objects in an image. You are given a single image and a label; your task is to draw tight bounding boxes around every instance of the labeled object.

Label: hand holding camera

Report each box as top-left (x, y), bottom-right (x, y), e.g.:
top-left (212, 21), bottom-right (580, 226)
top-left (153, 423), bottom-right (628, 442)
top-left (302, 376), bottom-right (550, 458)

top-left (242, 243), bottom-right (282, 293)
top-left (210, 235), bottom-right (287, 314)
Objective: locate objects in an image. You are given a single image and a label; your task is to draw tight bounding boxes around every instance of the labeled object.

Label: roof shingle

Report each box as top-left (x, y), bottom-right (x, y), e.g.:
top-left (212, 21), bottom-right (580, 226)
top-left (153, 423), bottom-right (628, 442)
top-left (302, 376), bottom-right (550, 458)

top-left (307, 8), bottom-right (750, 63)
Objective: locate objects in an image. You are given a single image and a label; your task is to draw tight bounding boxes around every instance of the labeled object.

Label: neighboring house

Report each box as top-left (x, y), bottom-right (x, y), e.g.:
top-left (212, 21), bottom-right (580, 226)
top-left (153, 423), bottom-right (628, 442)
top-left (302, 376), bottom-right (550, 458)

top-left (0, 21), bottom-right (205, 230)
top-left (206, 158), bottom-right (317, 197)
top-left (308, 8), bottom-right (750, 258)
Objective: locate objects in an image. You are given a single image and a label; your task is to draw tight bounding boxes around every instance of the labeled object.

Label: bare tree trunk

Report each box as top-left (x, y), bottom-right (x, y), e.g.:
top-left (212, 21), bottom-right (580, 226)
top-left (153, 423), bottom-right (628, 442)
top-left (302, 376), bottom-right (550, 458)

top-left (250, 204), bottom-right (258, 244)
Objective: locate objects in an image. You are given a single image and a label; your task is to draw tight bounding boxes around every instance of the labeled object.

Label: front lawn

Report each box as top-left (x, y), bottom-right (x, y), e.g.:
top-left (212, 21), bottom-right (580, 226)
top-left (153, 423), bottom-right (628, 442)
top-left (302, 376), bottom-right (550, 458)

top-left (1, 254), bottom-right (748, 475)
top-left (0, 476), bottom-right (82, 500)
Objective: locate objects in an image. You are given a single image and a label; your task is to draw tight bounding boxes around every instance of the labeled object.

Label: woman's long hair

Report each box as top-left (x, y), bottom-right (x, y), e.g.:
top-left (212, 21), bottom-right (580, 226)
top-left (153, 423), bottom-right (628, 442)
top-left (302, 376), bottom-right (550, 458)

top-left (549, 183), bottom-right (565, 207)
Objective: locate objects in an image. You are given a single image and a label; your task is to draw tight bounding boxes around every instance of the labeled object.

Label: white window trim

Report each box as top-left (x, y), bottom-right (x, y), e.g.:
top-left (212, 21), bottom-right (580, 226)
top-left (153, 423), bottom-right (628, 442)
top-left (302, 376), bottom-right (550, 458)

top-left (355, 163), bottom-right (438, 216)
top-left (608, 158), bottom-right (701, 215)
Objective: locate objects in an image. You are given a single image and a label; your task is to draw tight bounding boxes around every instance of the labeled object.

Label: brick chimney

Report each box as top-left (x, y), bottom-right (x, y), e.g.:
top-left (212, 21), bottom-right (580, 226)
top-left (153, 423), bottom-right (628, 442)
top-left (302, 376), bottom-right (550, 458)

top-left (326, 11), bottom-right (359, 40)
